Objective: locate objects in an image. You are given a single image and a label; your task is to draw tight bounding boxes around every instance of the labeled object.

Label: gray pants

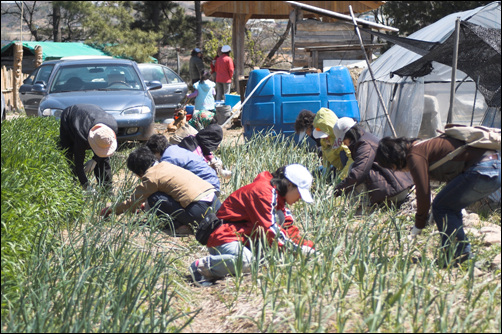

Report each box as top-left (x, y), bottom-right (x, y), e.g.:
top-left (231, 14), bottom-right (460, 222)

top-left (197, 241), bottom-right (253, 279)
top-left (216, 82), bottom-right (231, 101)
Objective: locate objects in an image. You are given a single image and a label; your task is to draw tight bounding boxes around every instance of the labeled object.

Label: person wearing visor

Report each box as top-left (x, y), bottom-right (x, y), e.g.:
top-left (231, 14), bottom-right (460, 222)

top-left (215, 45), bottom-right (234, 101)
top-left (59, 104), bottom-right (118, 191)
top-left (189, 164), bottom-right (315, 286)
top-left (332, 117), bottom-right (414, 209)
top-left (295, 108), bottom-right (353, 179)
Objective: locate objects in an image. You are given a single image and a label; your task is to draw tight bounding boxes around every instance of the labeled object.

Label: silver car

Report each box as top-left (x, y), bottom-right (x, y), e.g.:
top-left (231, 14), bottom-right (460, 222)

top-left (19, 58), bottom-right (161, 142)
top-left (138, 63), bottom-right (188, 121)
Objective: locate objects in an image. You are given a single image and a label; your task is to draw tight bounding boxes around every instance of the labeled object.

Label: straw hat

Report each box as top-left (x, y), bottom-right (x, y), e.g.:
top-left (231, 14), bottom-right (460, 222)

top-left (88, 123), bottom-right (117, 157)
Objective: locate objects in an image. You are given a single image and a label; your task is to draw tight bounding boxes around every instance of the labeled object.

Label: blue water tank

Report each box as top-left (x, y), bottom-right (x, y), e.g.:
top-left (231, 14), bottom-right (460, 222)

top-left (241, 66), bottom-right (360, 142)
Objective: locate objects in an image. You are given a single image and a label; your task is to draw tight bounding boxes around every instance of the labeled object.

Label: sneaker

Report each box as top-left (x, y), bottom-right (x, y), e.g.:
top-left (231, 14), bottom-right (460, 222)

top-left (189, 261), bottom-right (214, 287)
top-left (219, 169), bottom-right (232, 179)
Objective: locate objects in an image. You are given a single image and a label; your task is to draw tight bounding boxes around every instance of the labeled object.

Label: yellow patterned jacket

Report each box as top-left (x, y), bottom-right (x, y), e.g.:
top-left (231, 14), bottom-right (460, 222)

top-left (312, 108), bottom-right (353, 179)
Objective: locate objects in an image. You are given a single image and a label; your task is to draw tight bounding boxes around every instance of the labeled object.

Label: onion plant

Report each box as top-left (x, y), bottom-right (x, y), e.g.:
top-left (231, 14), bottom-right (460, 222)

top-left (2, 123), bottom-right (500, 333)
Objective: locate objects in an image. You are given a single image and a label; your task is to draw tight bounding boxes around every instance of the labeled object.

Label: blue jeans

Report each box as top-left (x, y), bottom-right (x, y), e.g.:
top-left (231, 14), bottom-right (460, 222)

top-left (432, 154), bottom-right (501, 255)
top-left (202, 241), bottom-right (253, 279)
top-left (147, 192), bottom-right (221, 230)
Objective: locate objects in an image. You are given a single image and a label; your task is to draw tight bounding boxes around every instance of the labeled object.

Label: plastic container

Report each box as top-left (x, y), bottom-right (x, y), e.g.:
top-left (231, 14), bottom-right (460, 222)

top-left (215, 105), bottom-right (232, 125)
top-left (241, 66), bottom-right (360, 143)
top-left (225, 94), bottom-right (241, 108)
top-left (185, 105), bottom-right (195, 115)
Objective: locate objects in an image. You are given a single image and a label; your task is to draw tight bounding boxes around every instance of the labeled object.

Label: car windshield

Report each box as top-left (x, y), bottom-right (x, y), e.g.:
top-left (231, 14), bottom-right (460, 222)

top-left (50, 64), bottom-right (143, 93)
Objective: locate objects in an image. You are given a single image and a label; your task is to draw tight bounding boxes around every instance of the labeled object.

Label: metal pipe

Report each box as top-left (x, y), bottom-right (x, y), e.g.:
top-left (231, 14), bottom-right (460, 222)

top-left (349, 5), bottom-right (397, 137)
top-left (285, 1), bottom-right (399, 32)
top-left (447, 18), bottom-right (461, 124)
top-left (470, 76), bottom-right (480, 126)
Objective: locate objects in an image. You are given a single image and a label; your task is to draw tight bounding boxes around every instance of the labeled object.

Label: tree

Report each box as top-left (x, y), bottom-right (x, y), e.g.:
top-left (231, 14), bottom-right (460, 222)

top-left (194, 1), bottom-right (202, 49)
top-left (56, 1), bottom-right (161, 62)
top-left (52, 2), bottom-right (61, 42)
top-left (132, 1), bottom-right (197, 50)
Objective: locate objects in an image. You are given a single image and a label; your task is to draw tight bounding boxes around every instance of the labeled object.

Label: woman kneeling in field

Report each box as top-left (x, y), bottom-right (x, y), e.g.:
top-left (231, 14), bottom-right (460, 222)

top-left (189, 164), bottom-right (315, 286)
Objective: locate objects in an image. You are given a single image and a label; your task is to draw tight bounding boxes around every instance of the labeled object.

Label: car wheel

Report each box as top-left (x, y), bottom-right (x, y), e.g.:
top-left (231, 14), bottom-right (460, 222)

top-left (142, 122), bottom-right (156, 141)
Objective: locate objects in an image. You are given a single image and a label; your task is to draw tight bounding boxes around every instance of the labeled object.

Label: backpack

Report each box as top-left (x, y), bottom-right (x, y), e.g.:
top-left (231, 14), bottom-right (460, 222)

top-left (429, 124), bottom-right (501, 171)
top-left (195, 212), bottom-right (222, 245)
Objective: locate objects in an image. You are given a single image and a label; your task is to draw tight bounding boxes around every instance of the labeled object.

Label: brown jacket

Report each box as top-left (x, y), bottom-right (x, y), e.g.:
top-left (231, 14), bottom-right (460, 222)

top-left (335, 130), bottom-right (413, 204)
top-left (407, 135), bottom-right (487, 228)
top-left (115, 162), bottom-right (214, 215)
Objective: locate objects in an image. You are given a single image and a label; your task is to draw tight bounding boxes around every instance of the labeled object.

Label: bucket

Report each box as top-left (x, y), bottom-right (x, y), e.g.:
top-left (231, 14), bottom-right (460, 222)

top-left (215, 105), bottom-right (232, 125)
top-left (185, 105), bottom-right (195, 115)
top-left (225, 94), bottom-right (241, 108)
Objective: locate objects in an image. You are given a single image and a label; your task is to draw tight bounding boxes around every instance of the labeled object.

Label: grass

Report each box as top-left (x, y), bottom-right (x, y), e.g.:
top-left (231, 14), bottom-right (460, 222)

top-left (1, 119), bottom-right (501, 332)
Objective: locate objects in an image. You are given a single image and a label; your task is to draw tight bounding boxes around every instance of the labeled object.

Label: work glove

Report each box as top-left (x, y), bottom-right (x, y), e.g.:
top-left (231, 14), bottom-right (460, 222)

top-left (100, 206), bottom-right (112, 218)
top-left (408, 226), bottom-right (423, 241)
top-left (84, 185), bottom-right (97, 196)
top-left (300, 245), bottom-right (317, 257)
top-left (84, 159), bottom-right (97, 174)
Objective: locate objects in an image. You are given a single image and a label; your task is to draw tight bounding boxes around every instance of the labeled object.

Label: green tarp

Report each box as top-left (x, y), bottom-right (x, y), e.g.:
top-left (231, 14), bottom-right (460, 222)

top-left (1, 41), bottom-right (111, 61)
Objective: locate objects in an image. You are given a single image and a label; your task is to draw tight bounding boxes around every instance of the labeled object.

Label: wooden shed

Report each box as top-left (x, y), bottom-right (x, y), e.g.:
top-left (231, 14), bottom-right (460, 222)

top-left (201, 1), bottom-right (391, 93)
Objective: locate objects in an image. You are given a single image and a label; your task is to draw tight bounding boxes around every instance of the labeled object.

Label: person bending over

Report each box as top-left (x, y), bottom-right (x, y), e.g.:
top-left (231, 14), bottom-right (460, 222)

top-left (376, 135), bottom-right (500, 267)
top-left (100, 146), bottom-right (221, 236)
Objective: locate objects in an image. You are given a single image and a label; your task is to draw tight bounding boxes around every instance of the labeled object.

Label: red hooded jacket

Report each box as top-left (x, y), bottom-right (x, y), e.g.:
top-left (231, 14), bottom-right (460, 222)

top-left (206, 171), bottom-right (314, 249)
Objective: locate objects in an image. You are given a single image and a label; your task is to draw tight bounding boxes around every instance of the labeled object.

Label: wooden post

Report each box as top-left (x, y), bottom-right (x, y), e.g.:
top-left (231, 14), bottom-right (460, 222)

top-left (232, 13), bottom-right (247, 95)
top-left (34, 45), bottom-right (43, 68)
top-left (13, 42), bottom-right (23, 110)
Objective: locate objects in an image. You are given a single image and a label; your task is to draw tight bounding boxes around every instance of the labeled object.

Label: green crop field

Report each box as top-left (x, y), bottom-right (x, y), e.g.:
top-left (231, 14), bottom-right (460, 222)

top-left (1, 117), bottom-right (500, 333)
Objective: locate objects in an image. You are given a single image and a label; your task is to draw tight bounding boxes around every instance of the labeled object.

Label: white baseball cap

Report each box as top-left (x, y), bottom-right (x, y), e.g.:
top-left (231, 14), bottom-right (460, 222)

top-left (194, 48), bottom-right (201, 53)
top-left (88, 123), bottom-right (117, 158)
top-left (284, 164), bottom-right (313, 203)
top-left (312, 127), bottom-right (328, 139)
top-left (332, 117), bottom-right (356, 147)
top-left (221, 45), bottom-right (231, 53)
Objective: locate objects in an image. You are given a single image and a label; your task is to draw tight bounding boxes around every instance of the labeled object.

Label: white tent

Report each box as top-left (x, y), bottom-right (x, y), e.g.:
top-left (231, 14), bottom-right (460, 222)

top-left (357, 1), bottom-right (501, 139)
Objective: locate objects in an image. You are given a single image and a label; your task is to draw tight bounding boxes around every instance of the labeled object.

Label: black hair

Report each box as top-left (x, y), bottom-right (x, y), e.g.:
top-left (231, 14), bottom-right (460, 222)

top-left (375, 137), bottom-right (417, 170)
top-left (191, 49), bottom-right (200, 57)
top-left (270, 166), bottom-right (293, 197)
top-left (200, 70), bottom-right (211, 83)
top-left (294, 109), bottom-right (315, 134)
top-left (127, 146), bottom-right (158, 176)
top-left (343, 124), bottom-right (364, 145)
top-left (145, 134), bottom-right (170, 156)
top-left (196, 123), bottom-right (223, 154)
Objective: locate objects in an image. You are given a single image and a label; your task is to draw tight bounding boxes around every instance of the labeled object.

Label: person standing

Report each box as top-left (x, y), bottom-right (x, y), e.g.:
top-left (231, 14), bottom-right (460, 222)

top-left (210, 46), bottom-right (222, 81)
top-left (59, 104), bottom-right (118, 191)
top-left (376, 135), bottom-right (501, 267)
top-left (189, 48), bottom-right (205, 85)
top-left (215, 45), bottom-right (234, 101)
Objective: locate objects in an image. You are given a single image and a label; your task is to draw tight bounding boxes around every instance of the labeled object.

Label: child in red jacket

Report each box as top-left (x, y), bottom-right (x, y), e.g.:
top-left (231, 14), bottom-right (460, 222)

top-left (189, 164), bottom-right (315, 286)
